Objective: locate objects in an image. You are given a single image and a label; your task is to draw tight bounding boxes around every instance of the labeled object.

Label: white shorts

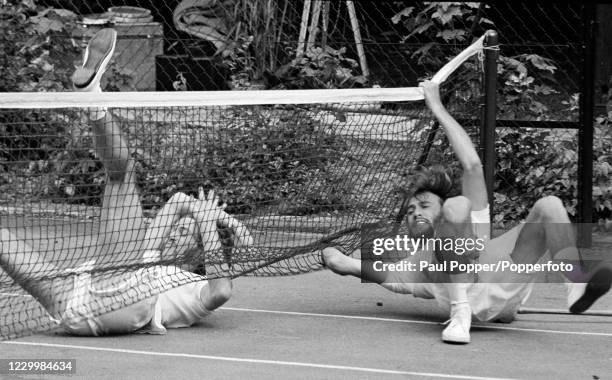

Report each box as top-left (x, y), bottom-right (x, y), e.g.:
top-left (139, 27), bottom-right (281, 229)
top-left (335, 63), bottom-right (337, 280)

top-left (61, 266), bottom-right (211, 336)
top-left (155, 280), bottom-right (212, 330)
top-left (382, 220), bottom-right (535, 323)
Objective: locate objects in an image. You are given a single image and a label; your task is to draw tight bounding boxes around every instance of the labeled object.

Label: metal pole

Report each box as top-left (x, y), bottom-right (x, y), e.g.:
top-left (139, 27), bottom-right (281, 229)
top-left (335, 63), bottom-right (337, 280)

top-left (578, 3), bottom-right (596, 248)
top-left (481, 30), bottom-right (499, 228)
top-left (296, 0), bottom-right (312, 57)
top-left (306, 0), bottom-right (322, 52)
top-left (346, 0), bottom-right (370, 79)
top-left (321, 1), bottom-right (330, 48)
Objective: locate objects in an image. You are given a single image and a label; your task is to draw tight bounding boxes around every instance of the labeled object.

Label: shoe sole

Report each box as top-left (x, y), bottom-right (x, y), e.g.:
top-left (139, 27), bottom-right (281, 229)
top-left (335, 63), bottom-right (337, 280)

top-left (71, 29), bottom-right (117, 89)
top-left (442, 334), bottom-right (470, 344)
top-left (569, 266), bottom-right (612, 314)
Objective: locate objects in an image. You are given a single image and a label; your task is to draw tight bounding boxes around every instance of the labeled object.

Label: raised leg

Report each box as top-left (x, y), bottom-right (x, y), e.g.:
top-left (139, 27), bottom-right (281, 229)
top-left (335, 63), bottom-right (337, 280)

top-left (508, 196), bottom-right (611, 313)
top-left (72, 29), bottom-right (146, 256)
top-left (509, 196), bottom-right (576, 266)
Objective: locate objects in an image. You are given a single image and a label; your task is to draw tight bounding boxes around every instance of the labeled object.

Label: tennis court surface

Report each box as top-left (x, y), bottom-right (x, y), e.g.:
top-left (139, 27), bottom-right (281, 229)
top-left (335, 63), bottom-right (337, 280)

top-left (2, 268), bottom-right (611, 379)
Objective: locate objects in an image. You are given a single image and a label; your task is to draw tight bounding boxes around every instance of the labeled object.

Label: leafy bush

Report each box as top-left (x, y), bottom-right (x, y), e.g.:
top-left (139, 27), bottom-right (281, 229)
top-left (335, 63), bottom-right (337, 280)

top-left (4, 106), bottom-right (351, 215)
top-left (0, 0), bottom-right (351, 214)
top-left (264, 46), bottom-right (368, 89)
top-left (222, 35), bottom-right (257, 90)
top-left (498, 54), bottom-right (569, 121)
top-left (128, 107), bottom-right (350, 215)
top-left (391, 2), bottom-right (588, 225)
top-left (0, 1), bottom-right (79, 92)
top-left (392, 2), bottom-right (566, 117)
top-left (494, 112), bottom-right (612, 226)
top-left (593, 112), bottom-right (612, 196)
top-left (0, 109), bottom-right (104, 203)
top-left (494, 128), bottom-right (578, 226)
top-left (391, 2), bottom-right (493, 71)
top-left (0, 2), bottom-right (98, 202)
top-left (0, 2), bottom-right (136, 203)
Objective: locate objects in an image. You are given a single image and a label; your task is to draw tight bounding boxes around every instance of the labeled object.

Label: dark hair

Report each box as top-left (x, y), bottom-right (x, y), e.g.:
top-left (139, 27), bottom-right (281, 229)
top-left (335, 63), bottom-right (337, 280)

top-left (394, 165), bottom-right (457, 224)
top-left (411, 165), bottom-right (455, 201)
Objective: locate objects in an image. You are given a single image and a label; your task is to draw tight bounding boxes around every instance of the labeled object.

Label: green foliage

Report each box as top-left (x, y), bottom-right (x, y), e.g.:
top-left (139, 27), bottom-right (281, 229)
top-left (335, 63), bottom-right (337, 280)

top-left (392, 2), bottom-right (493, 69)
top-left (129, 107), bottom-right (351, 215)
top-left (0, 0), bottom-right (79, 92)
top-left (0, 110), bottom-right (104, 203)
top-left (3, 107), bottom-right (351, 214)
top-left (494, 128), bottom-right (578, 226)
top-left (0, 2), bottom-right (134, 202)
top-left (497, 54), bottom-right (565, 121)
top-left (392, 2), bottom-right (564, 119)
top-left (222, 35), bottom-right (257, 89)
top-left (0, 1), bottom-right (133, 92)
top-left (217, 0), bottom-right (290, 83)
top-left (103, 63), bottom-right (135, 92)
top-left (593, 112), bottom-right (612, 197)
top-left (266, 46), bottom-right (368, 89)
top-left (391, 2), bottom-right (588, 225)
top-left (0, 3), bottom-right (351, 214)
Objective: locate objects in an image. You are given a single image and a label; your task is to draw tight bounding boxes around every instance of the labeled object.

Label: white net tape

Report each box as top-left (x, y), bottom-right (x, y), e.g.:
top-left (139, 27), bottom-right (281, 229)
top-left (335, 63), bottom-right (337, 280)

top-left (0, 35), bottom-right (486, 109)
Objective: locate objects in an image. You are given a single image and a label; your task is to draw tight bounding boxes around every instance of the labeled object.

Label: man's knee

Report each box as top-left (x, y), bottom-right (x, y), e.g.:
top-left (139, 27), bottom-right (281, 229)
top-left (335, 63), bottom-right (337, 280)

top-left (442, 196), bottom-right (472, 225)
top-left (532, 196), bottom-right (567, 220)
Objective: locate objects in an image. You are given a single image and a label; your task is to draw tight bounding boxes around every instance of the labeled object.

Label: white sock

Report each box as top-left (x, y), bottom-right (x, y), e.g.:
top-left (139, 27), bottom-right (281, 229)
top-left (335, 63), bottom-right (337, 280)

top-left (447, 281), bottom-right (470, 305)
top-left (87, 107), bottom-right (107, 121)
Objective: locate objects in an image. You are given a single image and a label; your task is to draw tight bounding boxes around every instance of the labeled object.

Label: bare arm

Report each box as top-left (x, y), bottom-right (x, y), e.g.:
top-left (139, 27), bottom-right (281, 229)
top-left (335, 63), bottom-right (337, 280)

top-left (142, 192), bottom-right (194, 253)
top-left (420, 81), bottom-right (488, 210)
top-left (142, 188), bottom-right (253, 261)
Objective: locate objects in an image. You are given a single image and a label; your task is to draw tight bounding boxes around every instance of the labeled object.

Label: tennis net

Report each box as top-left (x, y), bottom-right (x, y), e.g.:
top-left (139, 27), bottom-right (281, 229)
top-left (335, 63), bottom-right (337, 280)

top-left (0, 35), bottom-right (488, 340)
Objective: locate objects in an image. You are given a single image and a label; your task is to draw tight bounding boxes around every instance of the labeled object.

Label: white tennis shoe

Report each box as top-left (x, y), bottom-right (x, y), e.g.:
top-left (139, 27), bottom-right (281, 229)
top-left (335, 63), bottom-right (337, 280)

top-left (442, 302), bottom-right (471, 344)
top-left (71, 28), bottom-right (117, 92)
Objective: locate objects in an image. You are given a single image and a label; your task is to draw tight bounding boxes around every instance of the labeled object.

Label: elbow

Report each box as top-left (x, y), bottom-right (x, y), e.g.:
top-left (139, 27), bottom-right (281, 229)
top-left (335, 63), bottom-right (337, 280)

top-left (214, 280), bottom-right (233, 304)
top-left (167, 192), bottom-right (193, 214)
top-left (203, 278), bottom-right (233, 310)
top-left (464, 159), bottom-right (483, 175)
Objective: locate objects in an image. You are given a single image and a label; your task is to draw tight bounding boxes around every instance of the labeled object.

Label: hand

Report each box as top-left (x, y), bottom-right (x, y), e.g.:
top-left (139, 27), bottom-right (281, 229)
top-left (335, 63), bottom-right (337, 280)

top-left (192, 187), bottom-right (254, 248)
top-left (419, 80), bottom-right (443, 110)
top-left (187, 187), bottom-right (225, 224)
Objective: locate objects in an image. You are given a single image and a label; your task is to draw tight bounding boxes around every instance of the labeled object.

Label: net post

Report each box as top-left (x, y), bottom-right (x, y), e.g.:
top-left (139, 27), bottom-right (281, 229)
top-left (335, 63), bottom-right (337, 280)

top-left (577, 4), bottom-right (596, 248)
top-left (481, 30), bottom-right (499, 229)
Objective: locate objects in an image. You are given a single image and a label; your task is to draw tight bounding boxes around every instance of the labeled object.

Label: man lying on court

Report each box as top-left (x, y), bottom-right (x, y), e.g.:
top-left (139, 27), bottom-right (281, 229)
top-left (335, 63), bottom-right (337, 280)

top-left (0, 29), bottom-right (252, 336)
top-left (322, 80), bottom-right (612, 344)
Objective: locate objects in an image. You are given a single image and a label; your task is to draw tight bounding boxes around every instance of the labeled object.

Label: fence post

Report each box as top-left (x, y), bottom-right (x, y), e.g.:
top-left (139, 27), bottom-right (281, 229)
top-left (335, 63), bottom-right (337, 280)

top-left (578, 4), bottom-right (596, 248)
top-left (481, 30), bottom-right (499, 230)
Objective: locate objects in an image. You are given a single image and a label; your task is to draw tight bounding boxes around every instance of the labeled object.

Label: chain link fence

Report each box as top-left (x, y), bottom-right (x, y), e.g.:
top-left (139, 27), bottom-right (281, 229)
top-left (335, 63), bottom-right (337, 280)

top-left (4, 1), bottom-right (612, 236)
top-left (481, 2), bottom-right (585, 228)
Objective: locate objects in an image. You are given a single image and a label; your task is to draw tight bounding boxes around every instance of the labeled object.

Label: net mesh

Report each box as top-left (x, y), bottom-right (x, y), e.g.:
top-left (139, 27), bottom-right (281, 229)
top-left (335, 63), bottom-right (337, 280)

top-left (0, 37), bottom-right (487, 340)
